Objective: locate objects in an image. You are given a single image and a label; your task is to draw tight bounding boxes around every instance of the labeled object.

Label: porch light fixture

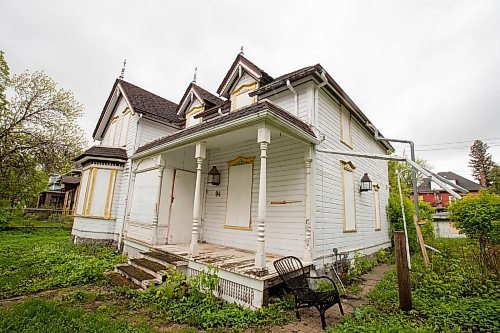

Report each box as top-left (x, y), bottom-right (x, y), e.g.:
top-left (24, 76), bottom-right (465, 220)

top-left (360, 173), bottom-right (372, 192)
top-left (208, 166), bottom-right (221, 186)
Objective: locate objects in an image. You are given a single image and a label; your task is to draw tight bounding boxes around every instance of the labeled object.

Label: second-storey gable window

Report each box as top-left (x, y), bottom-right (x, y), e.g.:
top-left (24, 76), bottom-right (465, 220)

top-left (186, 105), bottom-right (204, 128)
top-left (231, 82), bottom-right (256, 111)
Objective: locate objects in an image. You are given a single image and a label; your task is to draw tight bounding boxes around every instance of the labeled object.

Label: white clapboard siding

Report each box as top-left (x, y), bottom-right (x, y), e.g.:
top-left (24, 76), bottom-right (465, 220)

top-left (314, 89), bottom-right (390, 265)
top-left (267, 82), bottom-right (313, 124)
top-left (202, 135), bottom-right (308, 257)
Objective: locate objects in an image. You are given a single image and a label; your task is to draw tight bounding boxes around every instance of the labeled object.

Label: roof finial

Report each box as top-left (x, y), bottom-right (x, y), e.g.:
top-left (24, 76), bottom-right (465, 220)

top-left (119, 59), bottom-right (126, 80)
top-left (240, 45), bottom-right (244, 55)
top-left (192, 66), bottom-right (197, 84)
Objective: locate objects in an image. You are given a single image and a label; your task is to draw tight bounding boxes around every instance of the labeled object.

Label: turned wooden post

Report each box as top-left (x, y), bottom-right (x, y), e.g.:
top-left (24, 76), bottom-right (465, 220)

top-left (394, 231), bottom-right (412, 311)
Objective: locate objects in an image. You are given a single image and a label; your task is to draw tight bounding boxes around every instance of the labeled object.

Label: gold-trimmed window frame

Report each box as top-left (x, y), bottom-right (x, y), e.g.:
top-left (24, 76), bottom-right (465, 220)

top-left (224, 156), bottom-right (256, 230)
top-left (339, 104), bottom-right (353, 149)
top-left (231, 82), bottom-right (257, 111)
top-left (341, 160), bottom-right (357, 232)
top-left (185, 105), bottom-right (204, 128)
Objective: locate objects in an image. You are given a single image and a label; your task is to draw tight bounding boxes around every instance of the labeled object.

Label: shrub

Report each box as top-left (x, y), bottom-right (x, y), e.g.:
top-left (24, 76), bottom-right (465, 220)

top-left (449, 191), bottom-right (500, 273)
top-left (387, 196), bottom-right (435, 253)
top-left (0, 209), bottom-right (11, 229)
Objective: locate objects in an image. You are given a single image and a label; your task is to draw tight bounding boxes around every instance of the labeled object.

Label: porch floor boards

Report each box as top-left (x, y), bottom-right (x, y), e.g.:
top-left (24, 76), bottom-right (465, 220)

top-left (153, 243), bottom-right (310, 282)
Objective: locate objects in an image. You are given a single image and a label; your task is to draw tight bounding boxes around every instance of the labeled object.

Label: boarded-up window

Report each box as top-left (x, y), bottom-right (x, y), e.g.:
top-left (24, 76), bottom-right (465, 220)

top-left (119, 110), bottom-right (131, 147)
top-left (129, 170), bottom-right (158, 223)
top-left (225, 157), bottom-right (254, 229)
top-left (340, 105), bottom-right (352, 146)
top-left (76, 168), bottom-right (117, 218)
top-left (107, 119), bottom-right (117, 146)
top-left (76, 169), bottom-right (90, 215)
top-left (374, 185), bottom-right (381, 230)
top-left (231, 83), bottom-right (256, 111)
top-left (341, 161), bottom-right (356, 231)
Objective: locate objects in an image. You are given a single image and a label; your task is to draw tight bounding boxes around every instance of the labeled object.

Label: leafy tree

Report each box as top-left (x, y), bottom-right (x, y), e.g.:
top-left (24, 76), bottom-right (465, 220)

top-left (0, 52), bottom-right (87, 207)
top-left (489, 164), bottom-right (500, 195)
top-left (388, 158), bottom-right (432, 197)
top-left (0, 51), bottom-right (9, 111)
top-left (468, 140), bottom-right (494, 187)
top-left (448, 191), bottom-right (500, 273)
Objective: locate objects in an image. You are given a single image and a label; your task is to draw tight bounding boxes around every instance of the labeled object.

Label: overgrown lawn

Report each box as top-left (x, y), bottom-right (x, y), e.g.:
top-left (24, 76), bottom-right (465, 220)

top-left (0, 228), bottom-right (126, 299)
top-left (328, 238), bottom-right (500, 333)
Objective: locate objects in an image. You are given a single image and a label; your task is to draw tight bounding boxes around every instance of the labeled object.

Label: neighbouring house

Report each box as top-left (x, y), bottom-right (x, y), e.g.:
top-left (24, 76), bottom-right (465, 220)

top-left (35, 170), bottom-right (81, 214)
top-left (412, 171), bottom-right (483, 211)
top-left (71, 52), bottom-right (393, 308)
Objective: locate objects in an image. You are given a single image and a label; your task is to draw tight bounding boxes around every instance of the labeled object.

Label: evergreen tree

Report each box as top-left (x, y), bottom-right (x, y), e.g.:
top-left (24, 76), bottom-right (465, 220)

top-left (468, 140), bottom-right (494, 186)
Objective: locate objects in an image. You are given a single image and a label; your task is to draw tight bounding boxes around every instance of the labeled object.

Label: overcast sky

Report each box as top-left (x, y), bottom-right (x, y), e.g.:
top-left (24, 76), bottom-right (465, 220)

top-left (1, 0), bottom-right (499, 181)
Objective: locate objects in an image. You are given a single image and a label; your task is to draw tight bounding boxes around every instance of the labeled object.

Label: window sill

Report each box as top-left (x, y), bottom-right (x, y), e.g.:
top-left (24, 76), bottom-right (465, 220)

top-left (374, 228), bottom-right (382, 231)
top-left (224, 225), bottom-right (252, 231)
top-left (340, 140), bottom-right (353, 150)
top-left (343, 229), bottom-right (357, 233)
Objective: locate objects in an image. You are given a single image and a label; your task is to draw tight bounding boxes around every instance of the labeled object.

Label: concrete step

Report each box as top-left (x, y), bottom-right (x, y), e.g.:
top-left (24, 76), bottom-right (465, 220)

top-left (129, 258), bottom-right (167, 281)
top-left (115, 264), bottom-right (160, 289)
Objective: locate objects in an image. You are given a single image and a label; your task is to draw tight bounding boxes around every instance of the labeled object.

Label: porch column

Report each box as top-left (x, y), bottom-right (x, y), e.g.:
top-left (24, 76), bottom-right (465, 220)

top-left (255, 126), bottom-right (271, 270)
top-left (189, 142), bottom-right (206, 256)
top-left (303, 146), bottom-right (313, 262)
top-left (151, 155), bottom-right (165, 244)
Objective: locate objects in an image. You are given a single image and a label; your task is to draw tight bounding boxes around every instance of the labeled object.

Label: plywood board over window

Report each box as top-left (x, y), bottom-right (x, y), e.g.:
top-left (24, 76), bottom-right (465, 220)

top-left (225, 156), bottom-right (255, 230)
top-left (341, 161), bottom-right (357, 232)
top-left (119, 109), bottom-right (131, 147)
top-left (231, 83), bottom-right (256, 111)
top-left (373, 184), bottom-right (381, 230)
top-left (340, 105), bottom-right (352, 148)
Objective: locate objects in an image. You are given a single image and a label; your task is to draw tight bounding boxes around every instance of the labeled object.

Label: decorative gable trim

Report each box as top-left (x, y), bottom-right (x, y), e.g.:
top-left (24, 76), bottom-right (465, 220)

top-left (217, 54), bottom-right (273, 98)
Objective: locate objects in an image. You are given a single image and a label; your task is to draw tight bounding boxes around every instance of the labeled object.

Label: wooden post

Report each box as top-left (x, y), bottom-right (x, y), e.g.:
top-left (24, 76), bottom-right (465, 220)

top-left (413, 214), bottom-right (430, 267)
top-left (189, 143), bottom-right (206, 256)
top-left (394, 231), bottom-right (412, 311)
top-left (255, 126), bottom-right (270, 270)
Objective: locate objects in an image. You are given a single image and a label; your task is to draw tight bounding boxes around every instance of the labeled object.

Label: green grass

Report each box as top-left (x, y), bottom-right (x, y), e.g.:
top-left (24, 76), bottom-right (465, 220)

top-left (328, 238), bottom-right (500, 333)
top-left (0, 228), bottom-right (126, 299)
top-left (0, 298), bottom-right (156, 333)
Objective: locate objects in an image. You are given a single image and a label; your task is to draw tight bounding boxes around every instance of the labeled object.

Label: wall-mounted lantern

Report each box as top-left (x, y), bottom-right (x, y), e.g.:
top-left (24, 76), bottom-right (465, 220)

top-left (360, 173), bottom-right (373, 192)
top-left (208, 166), bottom-right (221, 186)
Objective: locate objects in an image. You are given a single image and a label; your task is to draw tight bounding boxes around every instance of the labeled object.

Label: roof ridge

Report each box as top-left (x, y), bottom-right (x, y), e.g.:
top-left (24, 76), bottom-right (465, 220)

top-left (118, 79), bottom-right (177, 106)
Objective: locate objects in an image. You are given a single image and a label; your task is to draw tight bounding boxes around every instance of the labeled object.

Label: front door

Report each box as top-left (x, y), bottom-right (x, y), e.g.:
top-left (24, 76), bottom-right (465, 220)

top-left (167, 170), bottom-right (197, 244)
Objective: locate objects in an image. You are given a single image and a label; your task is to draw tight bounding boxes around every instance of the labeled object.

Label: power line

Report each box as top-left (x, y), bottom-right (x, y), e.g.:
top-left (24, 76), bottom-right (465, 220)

top-left (416, 137), bottom-right (500, 147)
top-left (415, 144), bottom-right (500, 152)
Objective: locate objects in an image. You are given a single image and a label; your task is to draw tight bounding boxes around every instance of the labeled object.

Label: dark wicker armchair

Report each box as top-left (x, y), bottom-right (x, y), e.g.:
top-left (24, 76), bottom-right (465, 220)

top-left (274, 256), bottom-right (344, 329)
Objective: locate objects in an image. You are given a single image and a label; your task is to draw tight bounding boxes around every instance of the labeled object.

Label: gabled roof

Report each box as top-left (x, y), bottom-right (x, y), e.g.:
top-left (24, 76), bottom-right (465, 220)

top-left (250, 63), bottom-right (393, 151)
top-left (216, 53), bottom-right (273, 98)
top-left (135, 100), bottom-right (316, 156)
top-left (93, 79), bottom-right (182, 139)
top-left (176, 82), bottom-right (225, 114)
top-left (417, 171), bottom-right (483, 192)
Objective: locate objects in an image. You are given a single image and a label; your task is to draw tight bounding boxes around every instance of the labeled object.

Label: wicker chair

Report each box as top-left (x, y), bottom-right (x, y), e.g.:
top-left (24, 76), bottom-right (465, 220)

top-left (274, 256), bottom-right (344, 329)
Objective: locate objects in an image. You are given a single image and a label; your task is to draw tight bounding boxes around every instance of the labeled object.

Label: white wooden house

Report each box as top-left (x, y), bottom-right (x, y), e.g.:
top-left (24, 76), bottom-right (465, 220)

top-left (72, 53), bottom-right (393, 308)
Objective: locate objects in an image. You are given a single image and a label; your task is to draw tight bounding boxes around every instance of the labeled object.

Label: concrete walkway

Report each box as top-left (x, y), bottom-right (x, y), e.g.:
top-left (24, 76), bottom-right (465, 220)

top-left (249, 264), bottom-right (393, 333)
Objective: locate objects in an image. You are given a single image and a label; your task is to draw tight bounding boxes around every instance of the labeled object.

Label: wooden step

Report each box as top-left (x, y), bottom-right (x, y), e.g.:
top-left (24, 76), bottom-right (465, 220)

top-left (141, 251), bottom-right (188, 267)
top-left (129, 258), bottom-right (167, 280)
top-left (106, 272), bottom-right (140, 289)
top-left (115, 264), bottom-right (159, 289)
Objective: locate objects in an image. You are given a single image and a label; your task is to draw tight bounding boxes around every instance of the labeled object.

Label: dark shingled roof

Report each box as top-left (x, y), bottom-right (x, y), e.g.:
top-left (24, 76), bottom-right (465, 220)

top-left (136, 101), bottom-right (315, 155)
top-left (250, 65), bottom-right (319, 97)
top-left (176, 83), bottom-right (225, 114)
top-left (417, 171), bottom-right (483, 192)
top-left (75, 146), bottom-right (128, 162)
top-left (250, 63), bottom-right (394, 151)
top-left (118, 80), bottom-right (181, 123)
top-left (93, 79), bottom-right (182, 138)
top-left (217, 54), bottom-right (273, 95)
top-left (61, 175), bottom-right (80, 185)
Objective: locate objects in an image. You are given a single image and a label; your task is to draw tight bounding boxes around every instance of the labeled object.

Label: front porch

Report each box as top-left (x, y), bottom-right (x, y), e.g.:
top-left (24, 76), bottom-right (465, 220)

top-left (153, 242), bottom-right (312, 308)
